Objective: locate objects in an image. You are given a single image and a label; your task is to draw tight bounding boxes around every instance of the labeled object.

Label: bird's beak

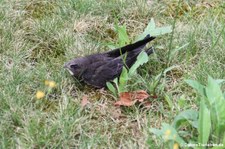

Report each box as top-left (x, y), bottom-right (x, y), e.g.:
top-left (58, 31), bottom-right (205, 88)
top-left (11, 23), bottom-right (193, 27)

top-left (63, 62), bottom-right (69, 68)
top-left (63, 63), bottom-right (74, 75)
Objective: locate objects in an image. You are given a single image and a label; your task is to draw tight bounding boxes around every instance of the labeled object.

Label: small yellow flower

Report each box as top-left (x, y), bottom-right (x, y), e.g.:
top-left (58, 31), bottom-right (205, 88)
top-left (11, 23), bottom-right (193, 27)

top-left (48, 81), bottom-right (56, 88)
top-left (45, 80), bottom-right (50, 86)
top-left (165, 129), bottom-right (171, 136)
top-left (36, 91), bottom-right (45, 99)
top-left (45, 80), bottom-right (56, 88)
top-left (173, 143), bottom-right (179, 149)
top-left (164, 129), bottom-right (171, 140)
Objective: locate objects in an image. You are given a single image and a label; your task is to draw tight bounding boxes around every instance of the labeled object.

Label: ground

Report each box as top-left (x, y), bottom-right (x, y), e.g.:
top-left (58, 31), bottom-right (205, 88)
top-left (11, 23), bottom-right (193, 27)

top-left (0, 0), bottom-right (225, 148)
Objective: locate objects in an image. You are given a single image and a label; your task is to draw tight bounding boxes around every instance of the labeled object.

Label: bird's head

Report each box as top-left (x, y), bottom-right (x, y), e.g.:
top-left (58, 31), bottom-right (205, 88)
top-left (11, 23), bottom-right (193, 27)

top-left (64, 57), bottom-right (87, 78)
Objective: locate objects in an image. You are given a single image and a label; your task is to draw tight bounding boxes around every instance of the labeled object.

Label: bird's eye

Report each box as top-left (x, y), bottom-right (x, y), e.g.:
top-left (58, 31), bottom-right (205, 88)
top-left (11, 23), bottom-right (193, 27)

top-left (71, 64), bottom-right (79, 69)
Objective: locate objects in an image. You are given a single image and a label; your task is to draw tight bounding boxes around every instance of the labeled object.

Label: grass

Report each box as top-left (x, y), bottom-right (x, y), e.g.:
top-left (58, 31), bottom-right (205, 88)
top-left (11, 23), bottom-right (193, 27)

top-left (0, 0), bottom-right (225, 148)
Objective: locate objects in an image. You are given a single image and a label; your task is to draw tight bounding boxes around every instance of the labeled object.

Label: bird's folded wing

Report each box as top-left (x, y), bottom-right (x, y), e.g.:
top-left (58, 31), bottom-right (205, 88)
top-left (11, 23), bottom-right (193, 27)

top-left (82, 58), bottom-right (123, 88)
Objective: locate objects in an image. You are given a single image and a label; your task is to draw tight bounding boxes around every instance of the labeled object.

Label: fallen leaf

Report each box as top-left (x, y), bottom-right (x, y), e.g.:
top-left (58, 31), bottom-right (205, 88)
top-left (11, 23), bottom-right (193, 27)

top-left (114, 97), bottom-right (135, 106)
top-left (114, 90), bottom-right (149, 106)
top-left (134, 90), bottom-right (150, 102)
top-left (81, 95), bottom-right (90, 107)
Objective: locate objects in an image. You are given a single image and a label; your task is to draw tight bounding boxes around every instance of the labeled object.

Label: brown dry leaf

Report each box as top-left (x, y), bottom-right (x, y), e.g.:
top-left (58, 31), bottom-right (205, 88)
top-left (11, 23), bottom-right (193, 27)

top-left (114, 98), bottom-right (135, 106)
top-left (81, 95), bottom-right (90, 107)
top-left (114, 90), bottom-right (149, 106)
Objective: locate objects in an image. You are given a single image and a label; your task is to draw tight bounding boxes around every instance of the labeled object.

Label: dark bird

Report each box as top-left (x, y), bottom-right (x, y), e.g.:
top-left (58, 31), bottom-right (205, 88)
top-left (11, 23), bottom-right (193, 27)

top-left (64, 34), bottom-right (155, 88)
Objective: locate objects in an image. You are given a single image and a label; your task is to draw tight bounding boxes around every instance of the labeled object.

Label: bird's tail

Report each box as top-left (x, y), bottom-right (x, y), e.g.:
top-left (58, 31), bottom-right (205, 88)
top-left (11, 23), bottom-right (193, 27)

top-left (124, 46), bottom-right (154, 68)
top-left (145, 46), bottom-right (154, 55)
top-left (106, 34), bottom-right (155, 57)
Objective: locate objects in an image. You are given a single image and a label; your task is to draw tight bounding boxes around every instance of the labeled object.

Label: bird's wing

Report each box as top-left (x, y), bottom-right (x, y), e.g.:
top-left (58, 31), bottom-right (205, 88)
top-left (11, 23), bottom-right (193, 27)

top-left (105, 34), bottom-right (155, 57)
top-left (82, 58), bottom-right (123, 88)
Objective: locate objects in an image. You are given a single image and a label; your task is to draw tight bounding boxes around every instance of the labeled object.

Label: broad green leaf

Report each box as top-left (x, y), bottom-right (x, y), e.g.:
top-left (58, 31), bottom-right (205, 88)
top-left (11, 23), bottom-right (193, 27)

top-left (147, 18), bottom-right (156, 30)
top-left (150, 26), bottom-right (172, 37)
top-left (106, 23), bottom-right (130, 49)
top-left (135, 18), bottom-right (155, 41)
top-left (119, 67), bottom-right (129, 92)
top-left (149, 128), bottom-right (163, 137)
top-left (106, 82), bottom-right (117, 96)
top-left (119, 67), bottom-right (129, 84)
top-left (177, 95), bottom-right (187, 108)
top-left (210, 97), bottom-right (225, 137)
top-left (129, 51), bottom-right (149, 76)
top-left (136, 18), bottom-right (172, 41)
top-left (113, 77), bottom-right (118, 84)
top-left (112, 77), bottom-right (120, 93)
top-left (115, 24), bottom-right (130, 46)
top-left (185, 79), bottom-right (206, 97)
top-left (198, 99), bottom-right (211, 145)
top-left (206, 76), bottom-right (223, 105)
top-left (205, 76), bottom-right (225, 138)
top-left (150, 123), bottom-right (186, 145)
top-left (172, 109), bottom-right (198, 129)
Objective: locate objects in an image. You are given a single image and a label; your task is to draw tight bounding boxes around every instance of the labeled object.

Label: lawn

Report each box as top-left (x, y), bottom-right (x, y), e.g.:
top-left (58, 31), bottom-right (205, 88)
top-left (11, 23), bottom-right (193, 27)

top-left (0, 0), bottom-right (225, 148)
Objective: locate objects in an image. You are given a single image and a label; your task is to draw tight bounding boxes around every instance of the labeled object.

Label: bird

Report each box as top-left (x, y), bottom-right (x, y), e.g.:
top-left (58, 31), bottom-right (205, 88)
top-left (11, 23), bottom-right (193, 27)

top-left (64, 34), bottom-right (155, 88)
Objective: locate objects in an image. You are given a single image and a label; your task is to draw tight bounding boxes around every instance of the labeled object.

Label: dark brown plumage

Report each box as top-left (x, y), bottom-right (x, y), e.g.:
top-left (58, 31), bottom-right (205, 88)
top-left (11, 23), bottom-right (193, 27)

top-left (64, 34), bottom-right (155, 88)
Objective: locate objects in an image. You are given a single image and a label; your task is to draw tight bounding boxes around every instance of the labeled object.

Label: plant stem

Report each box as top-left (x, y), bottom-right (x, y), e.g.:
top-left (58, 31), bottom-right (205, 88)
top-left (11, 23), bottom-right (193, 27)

top-left (153, 0), bottom-right (181, 93)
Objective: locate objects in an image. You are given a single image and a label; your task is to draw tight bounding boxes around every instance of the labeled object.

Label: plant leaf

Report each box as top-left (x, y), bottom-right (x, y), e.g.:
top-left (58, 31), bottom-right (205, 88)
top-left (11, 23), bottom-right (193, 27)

top-left (172, 109), bottom-right (198, 129)
top-left (129, 51), bottom-right (149, 76)
top-left (114, 90), bottom-right (149, 106)
top-left (206, 76), bottom-right (223, 105)
top-left (115, 24), bottom-right (130, 46)
top-left (150, 123), bottom-right (186, 145)
top-left (205, 76), bottom-right (225, 137)
top-left (149, 128), bottom-right (163, 137)
top-left (135, 18), bottom-right (155, 41)
top-left (185, 79), bottom-right (206, 97)
top-left (198, 99), bottom-right (211, 145)
top-left (150, 26), bottom-right (172, 36)
top-left (136, 18), bottom-right (172, 41)
top-left (106, 82), bottom-right (117, 97)
top-left (119, 67), bottom-right (129, 92)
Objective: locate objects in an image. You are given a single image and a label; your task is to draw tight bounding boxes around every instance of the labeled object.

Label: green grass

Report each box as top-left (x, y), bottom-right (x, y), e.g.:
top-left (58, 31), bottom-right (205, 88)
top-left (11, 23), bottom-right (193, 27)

top-left (0, 0), bottom-right (225, 148)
